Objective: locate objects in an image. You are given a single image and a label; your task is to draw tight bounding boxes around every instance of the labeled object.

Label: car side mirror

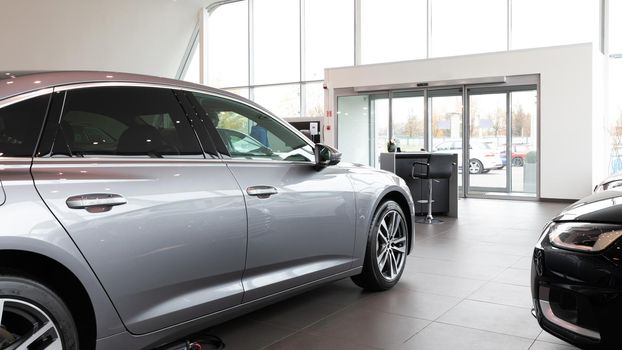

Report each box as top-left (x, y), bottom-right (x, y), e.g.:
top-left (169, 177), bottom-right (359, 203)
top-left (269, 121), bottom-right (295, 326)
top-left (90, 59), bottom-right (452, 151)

top-left (314, 143), bottom-right (341, 169)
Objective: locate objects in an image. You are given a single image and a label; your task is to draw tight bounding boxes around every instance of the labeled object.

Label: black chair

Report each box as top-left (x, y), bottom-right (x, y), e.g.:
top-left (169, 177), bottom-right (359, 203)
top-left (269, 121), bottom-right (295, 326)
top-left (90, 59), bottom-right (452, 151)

top-left (411, 154), bottom-right (454, 224)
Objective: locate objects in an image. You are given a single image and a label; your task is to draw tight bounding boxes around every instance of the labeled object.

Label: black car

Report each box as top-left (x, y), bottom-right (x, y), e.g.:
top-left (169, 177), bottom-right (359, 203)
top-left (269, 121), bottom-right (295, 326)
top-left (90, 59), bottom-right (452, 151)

top-left (531, 189), bottom-right (622, 349)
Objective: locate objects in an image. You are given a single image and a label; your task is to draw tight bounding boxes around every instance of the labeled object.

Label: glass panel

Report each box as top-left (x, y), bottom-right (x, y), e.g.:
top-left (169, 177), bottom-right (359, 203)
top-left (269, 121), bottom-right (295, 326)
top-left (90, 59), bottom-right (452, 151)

top-left (430, 0), bottom-right (507, 57)
top-left (510, 90), bottom-right (538, 194)
top-left (468, 93), bottom-right (507, 192)
top-left (607, 59), bottom-right (622, 175)
top-left (303, 82), bottom-right (324, 117)
top-left (337, 95), bottom-right (370, 165)
top-left (511, 0), bottom-right (597, 50)
top-left (391, 92), bottom-right (425, 152)
top-left (192, 93), bottom-right (313, 162)
top-left (430, 91), bottom-right (463, 191)
top-left (610, 1), bottom-right (622, 54)
top-left (361, 0), bottom-right (426, 64)
top-left (371, 95), bottom-right (389, 168)
top-left (58, 87), bottom-right (203, 158)
top-left (252, 84), bottom-right (301, 118)
top-left (253, 0), bottom-right (300, 85)
top-left (207, 1), bottom-right (248, 87)
top-left (304, 0), bottom-right (354, 80)
top-left (181, 45), bottom-right (200, 84)
top-left (0, 94), bottom-right (49, 157)
top-left (224, 88), bottom-right (250, 99)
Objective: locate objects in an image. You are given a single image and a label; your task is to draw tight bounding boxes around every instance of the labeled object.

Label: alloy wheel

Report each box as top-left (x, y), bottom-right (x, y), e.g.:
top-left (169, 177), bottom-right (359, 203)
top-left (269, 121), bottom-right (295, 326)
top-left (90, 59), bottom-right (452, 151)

top-left (375, 210), bottom-right (407, 281)
top-left (469, 160), bottom-right (482, 174)
top-left (0, 298), bottom-right (62, 350)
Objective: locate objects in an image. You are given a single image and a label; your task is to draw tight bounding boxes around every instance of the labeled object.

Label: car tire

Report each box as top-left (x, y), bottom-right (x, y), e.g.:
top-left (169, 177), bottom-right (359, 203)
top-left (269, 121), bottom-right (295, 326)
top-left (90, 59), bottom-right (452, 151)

top-left (469, 159), bottom-right (484, 174)
top-left (512, 157), bottom-right (524, 167)
top-left (351, 200), bottom-right (408, 291)
top-left (0, 275), bottom-right (78, 350)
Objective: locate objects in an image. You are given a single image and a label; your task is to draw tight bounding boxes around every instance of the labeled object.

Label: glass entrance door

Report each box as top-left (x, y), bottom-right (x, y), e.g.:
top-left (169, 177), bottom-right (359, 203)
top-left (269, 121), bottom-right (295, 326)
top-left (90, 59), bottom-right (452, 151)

top-left (392, 91), bottom-right (425, 152)
top-left (468, 92), bottom-right (508, 192)
top-left (337, 93), bottom-right (388, 167)
top-left (466, 87), bottom-right (538, 197)
top-left (336, 81), bottom-right (538, 198)
top-left (428, 88), bottom-right (464, 193)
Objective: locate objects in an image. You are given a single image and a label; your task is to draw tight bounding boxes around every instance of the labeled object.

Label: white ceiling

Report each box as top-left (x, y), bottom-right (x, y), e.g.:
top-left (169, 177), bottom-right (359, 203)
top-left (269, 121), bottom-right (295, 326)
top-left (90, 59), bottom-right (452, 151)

top-left (0, 0), bottom-right (213, 78)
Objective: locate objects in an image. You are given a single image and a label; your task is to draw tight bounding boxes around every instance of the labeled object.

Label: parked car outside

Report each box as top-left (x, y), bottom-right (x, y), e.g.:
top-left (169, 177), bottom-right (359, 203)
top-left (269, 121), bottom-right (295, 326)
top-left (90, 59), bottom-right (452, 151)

top-left (0, 71), bottom-right (415, 350)
top-left (434, 140), bottom-right (504, 174)
top-left (531, 188), bottom-right (622, 348)
top-left (500, 143), bottom-right (531, 167)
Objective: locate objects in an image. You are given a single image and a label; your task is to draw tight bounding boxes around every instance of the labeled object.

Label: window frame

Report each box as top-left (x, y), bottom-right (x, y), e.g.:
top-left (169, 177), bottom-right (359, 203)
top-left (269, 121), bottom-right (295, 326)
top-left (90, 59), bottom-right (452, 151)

top-left (186, 90), bottom-right (317, 164)
top-left (36, 83), bottom-right (212, 160)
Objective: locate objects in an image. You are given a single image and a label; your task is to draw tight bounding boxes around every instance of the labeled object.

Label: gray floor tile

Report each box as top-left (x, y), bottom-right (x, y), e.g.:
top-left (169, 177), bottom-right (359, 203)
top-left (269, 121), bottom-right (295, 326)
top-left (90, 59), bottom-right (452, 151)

top-left (264, 331), bottom-right (381, 350)
top-left (210, 318), bottom-right (295, 350)
top-left (394, 322), bottom-right (533, 350)
top-left (297, 279), bottom-right (370, 306)
top-left (306, 306), bottom-right (431, 349)
top-left (399, 271), bottom-right (487, 298)
top-left (246, 295), bottom-right (346, 330)
top-left (493, 267), bottom-right (532, 286)
top-left (468, 281), bottom-right (533, 308)
top-left (437, 299), bottom-right (541, 339)
top-left (353, 287), bottom-right (461, 320)
top-left (407, 256), bottom-right (507, 280)
top-left (529, 340), bottom-right (579, 350)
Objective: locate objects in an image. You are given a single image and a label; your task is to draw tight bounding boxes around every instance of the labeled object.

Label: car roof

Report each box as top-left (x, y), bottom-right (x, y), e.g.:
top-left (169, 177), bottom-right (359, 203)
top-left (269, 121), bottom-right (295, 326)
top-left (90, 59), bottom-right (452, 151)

top-left (0, 70), bottom-right (257, 110)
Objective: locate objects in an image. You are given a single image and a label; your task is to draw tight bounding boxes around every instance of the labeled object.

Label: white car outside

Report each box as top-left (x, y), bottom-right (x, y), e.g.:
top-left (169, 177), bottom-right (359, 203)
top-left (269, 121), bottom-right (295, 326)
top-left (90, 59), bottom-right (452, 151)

top-left (434, 140), bottom-right (504, 174)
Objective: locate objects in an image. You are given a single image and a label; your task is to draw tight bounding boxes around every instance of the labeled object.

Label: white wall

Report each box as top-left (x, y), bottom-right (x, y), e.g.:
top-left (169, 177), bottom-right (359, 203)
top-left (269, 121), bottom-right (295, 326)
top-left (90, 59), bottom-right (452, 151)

top-left (0, 0), bottom-right (214, 77)
top-left (324, 44), bottom-right (602, 200)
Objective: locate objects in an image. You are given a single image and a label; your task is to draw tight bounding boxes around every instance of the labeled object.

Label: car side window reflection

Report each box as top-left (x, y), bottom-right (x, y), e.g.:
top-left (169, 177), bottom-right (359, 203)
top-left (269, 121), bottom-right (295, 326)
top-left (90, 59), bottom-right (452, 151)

top-left (53, 87), bottom-right (203, 158)
top-left (191, 92), bottom-right (314, 162)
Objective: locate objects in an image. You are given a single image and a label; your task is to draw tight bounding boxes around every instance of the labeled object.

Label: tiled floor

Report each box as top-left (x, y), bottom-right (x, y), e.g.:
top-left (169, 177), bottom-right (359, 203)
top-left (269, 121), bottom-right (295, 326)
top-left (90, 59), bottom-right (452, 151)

top-left (210, 198), bottom-right (579, 350)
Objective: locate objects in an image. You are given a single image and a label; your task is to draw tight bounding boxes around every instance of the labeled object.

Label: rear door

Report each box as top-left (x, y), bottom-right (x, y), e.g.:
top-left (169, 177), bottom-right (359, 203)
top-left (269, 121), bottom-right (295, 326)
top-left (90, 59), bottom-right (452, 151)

top-left (187, 92), bottom-right (357, 302)
top-left (31, 85), bottom-right (247, 334)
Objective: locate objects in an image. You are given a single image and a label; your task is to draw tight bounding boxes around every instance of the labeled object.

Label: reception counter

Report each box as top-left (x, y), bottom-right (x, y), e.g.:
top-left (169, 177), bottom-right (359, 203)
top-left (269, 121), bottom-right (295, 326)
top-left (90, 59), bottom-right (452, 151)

top-left (379, 152), bottom-right (458, 218)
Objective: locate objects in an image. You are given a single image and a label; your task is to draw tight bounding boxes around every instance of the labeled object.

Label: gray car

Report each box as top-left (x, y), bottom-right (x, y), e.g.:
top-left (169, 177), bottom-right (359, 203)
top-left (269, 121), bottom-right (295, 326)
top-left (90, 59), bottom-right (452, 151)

top-left (0, 71), bottom-right (415, 350)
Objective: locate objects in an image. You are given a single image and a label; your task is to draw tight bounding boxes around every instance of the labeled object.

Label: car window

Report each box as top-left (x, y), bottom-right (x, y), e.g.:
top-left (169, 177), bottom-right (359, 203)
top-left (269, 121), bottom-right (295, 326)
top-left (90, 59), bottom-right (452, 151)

top-left (191, 92), bottom-right (313, 162)
top-left (53, 87), bottom-right (203, 158)
top-left (0, 94), bottom-right (50, 157)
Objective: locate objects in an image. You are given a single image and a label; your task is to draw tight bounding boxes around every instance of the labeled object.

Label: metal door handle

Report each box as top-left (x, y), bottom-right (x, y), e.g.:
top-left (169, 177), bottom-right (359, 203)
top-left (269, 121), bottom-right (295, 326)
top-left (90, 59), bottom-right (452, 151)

top-left (66, 193), bottom-right (127, 211)
top-left (246, 186), bottom-right (278, 198)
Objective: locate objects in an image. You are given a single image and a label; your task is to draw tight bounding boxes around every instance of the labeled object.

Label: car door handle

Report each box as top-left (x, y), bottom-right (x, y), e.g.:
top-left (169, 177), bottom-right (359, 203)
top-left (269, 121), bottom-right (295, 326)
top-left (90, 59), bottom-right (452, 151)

top-left (246, 186), bottom-right (278, 198)
top-left (66, 193), bottom-right (127, 212)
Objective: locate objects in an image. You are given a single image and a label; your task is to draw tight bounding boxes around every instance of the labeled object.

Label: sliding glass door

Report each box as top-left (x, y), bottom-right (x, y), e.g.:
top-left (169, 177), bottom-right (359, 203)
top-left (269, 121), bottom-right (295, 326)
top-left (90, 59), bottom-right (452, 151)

top-left (466, 86), bottom-right (538, 197)
top-left (337, 93), bottom-right (388, 167)
top-left (392, 91), bottom-right (425, 152)
top-left (335, 80), bottom-right (538, 198)
top-left (428, 88), bottom-right (464, 194)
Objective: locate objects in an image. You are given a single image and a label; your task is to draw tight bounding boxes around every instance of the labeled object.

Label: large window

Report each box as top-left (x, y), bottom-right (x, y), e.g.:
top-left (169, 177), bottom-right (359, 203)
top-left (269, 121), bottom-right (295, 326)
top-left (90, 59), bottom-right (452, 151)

top-left (430, 0), bottom-right (507, 57)
top-left (304, 0), bottom-right (354, 80)
top-left (252, 0), bottom-right (299, 85)
top-left (207, 1), bottom-right (248, 87)
top-left (511, 0), bottom-right (597, 50)
top-left (360, 0), bottom-right (426, 64)
top-left (187, 0), bottom-right (604, 120)
top-left (610, 0), bottom-right (622, 55)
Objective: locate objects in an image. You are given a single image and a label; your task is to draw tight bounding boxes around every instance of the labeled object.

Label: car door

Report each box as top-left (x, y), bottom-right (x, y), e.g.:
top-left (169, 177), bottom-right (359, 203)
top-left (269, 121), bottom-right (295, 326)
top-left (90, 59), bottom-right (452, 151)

top-left (187, 92), bottom-right (358, 302)
top-left (31, 85), bottom-right (247, 335)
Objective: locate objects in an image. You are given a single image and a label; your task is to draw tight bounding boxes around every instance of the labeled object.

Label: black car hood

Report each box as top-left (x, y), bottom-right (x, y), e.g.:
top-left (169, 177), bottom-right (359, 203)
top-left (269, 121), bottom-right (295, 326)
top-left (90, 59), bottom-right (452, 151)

top-left (554, 189), bottom-right (622, 224)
